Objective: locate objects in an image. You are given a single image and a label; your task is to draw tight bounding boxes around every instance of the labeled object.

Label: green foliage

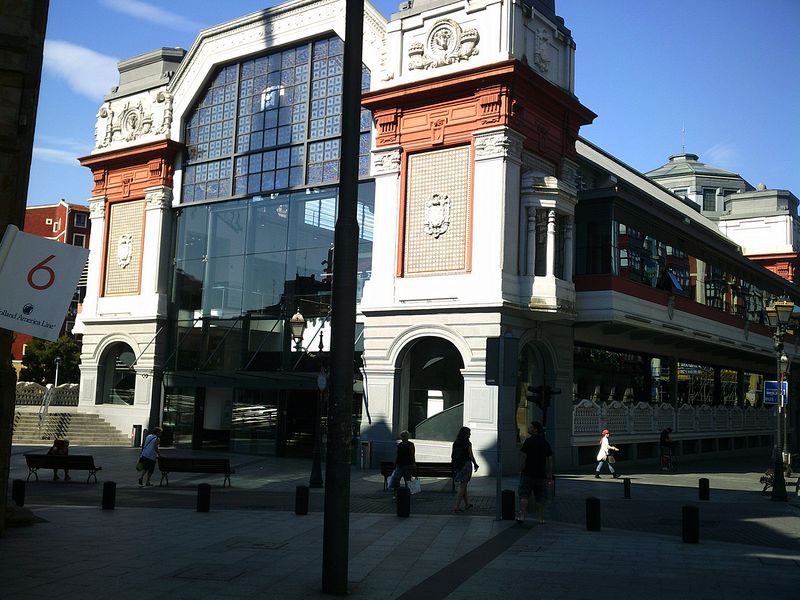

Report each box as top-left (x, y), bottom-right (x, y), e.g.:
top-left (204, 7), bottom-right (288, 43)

top-left (19, 336), bottom-right (81, 385)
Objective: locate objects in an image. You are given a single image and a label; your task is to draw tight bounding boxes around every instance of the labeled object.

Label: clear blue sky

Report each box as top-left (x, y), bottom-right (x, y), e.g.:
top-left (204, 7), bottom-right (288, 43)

top-left (28, 0), bottom-right (800, 206)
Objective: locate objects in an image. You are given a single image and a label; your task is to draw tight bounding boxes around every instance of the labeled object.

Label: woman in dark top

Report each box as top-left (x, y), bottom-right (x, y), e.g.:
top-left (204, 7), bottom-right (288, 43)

top-left (389, 430), bottom-right (416, 497)
top-left (451, 426), bottom-right (479, 512)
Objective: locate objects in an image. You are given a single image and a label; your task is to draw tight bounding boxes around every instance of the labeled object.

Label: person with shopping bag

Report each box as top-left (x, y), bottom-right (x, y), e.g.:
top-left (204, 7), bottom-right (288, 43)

top-left (594, 428), bottom-right (619, 478)
top-left (388, 430), bottom-right (416, 499)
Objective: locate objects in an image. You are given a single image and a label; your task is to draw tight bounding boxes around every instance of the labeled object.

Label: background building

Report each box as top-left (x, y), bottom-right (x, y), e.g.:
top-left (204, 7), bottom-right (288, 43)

top-left (69, 0), bottom-right (797, 471)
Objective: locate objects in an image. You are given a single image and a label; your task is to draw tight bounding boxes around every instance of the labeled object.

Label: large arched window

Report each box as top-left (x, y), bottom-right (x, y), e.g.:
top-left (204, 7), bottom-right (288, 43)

top-left (98, 342), bottom-right (136, 405)
top-left (396, 337), bottom-right (464, 441)
top-left (182, 36), bottom-right (371, 204)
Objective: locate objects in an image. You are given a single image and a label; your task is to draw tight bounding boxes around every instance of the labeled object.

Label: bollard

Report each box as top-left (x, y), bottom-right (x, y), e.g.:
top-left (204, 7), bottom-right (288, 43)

top-left (682, 505), bottom-right (699, 543)
top-left (501, 489), bottom-right (516, 520)
top-left (11, 479), bottom-right (25, 507)
top-left (197, 483), bottom-right (211, 512)
top-left (699, 478), bottom-right (710, 501)
top-left (295, 485), bottom-right (309, 515)
top-left (586, 497), bottom-right (601, 531)
top-left (623, 478), bottom-right (631, 499)
top-left (101, 481), bottom-right (116, 510)
top-left (396, 487), bottom-right (410, 517)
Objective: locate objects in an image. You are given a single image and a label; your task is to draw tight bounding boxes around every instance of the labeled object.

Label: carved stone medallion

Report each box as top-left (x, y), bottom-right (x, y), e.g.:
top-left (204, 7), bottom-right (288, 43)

top-left (423, 194), bottom-right (450, 238)
top-left (117, 234), bottom-right (133, 269)
top-left (408, 19), bottom-right (480, 70)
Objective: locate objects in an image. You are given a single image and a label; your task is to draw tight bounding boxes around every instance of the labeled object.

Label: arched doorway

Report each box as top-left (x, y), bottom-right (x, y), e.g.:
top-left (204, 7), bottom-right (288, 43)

top-left (516, 342), bottom-right (550, 442)
top-left (98, 342), bottom-right (136, 405)
top-left (396, 337), bottom-right (464, 441)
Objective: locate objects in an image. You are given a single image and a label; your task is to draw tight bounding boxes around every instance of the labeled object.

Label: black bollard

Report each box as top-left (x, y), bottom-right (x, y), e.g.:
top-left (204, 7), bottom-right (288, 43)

top-left (586, 497), bottom-right (601, 531)
top-left (11, 479), bottom-right (25, 507)
top-left (682, 505), bottom-right (699, 543)
top-left (501, 489), bottom-right (516, 520)
top-left (623, 478), bottom-right (631, 499)
top-left (396, 487), bottom-right (410, 517)
top-left (197, 483), bottom-right (211, 512)
top-left (699, 478), bottom-right (710, 501)
top-left (101, 481), bottom-right (116, 510)
top-left (295, 485), bottom-right (309, 515)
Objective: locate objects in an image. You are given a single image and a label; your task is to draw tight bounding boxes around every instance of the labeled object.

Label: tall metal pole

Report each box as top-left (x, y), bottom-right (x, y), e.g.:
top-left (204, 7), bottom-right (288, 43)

top-left (321, 0), bottom-right (363, 594)
top-left (771, 340), bottom-right (787, 501)
top-left (0, 0), bottom-right (49, 536)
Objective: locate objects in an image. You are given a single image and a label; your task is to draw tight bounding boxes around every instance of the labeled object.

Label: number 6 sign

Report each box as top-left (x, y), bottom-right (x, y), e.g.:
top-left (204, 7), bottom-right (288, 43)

top-left (0, 225), bottom-right (89, 341)
top-left (27, 254), bottom-right (57, 290)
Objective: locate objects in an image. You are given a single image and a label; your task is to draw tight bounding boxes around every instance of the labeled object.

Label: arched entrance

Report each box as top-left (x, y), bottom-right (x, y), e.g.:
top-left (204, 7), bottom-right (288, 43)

top-left (516, 342), bottom-right (551, 442)
top-left (396, 337), bottom-right (464, 441)
top-left (97, 342), bottom-right (136, 405)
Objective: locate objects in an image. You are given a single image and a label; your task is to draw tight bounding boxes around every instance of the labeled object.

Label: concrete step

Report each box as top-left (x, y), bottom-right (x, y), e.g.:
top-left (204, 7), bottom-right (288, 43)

top-left (12, 411), bottom-right (131, 447)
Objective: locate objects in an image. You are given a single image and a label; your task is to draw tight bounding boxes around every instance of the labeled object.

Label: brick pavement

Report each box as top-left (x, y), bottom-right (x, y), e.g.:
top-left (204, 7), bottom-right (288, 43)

top-left (4, 446), bottom-right (799, 599)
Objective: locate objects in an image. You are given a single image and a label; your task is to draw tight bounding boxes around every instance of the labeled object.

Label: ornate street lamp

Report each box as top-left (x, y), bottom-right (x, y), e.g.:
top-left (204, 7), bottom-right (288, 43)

top-left (289, 309), bottom-right (306, 351)
top-left (765, 297), bottom-right (794, 501)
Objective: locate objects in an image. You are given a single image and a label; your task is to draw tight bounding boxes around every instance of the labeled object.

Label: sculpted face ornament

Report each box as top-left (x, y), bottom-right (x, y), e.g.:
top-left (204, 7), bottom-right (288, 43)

top-left (117, 234), bottom-right (133, 268)
top-left (423, 194), bottom-right (451, 238)
top-left (408, 19), bottom-right (480, 70)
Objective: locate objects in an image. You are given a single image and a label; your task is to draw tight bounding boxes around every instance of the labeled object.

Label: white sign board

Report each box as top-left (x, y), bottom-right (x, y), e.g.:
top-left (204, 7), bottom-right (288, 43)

top-left (0, 225), bottom-right (89, 341)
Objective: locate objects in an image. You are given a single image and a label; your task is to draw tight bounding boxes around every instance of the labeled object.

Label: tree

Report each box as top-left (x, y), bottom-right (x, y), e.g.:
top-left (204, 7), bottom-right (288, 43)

top-left (19, 336), bottom-right (81, 385)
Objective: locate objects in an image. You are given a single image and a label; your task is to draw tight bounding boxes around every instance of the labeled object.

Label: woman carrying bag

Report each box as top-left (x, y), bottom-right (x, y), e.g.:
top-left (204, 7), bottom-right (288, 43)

top-left (595, 428), bottom-right (619, 479)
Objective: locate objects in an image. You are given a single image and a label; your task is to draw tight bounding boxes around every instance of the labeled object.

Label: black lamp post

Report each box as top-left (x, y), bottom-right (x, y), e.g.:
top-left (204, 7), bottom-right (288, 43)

top-left (289, 309), bottom-right (306, 351)
top-left (54, 357), bottom-right (62, 387)
top-left (766, 297), bottom-right (793, 501)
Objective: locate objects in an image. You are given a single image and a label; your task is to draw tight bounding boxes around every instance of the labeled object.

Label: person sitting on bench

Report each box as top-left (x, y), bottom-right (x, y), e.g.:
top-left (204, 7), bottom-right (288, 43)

top-left (47, 439), bottom-right (70, 481)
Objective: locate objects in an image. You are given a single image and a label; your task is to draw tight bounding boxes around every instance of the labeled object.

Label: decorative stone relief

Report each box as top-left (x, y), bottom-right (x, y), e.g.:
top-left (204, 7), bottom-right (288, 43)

top-left (117, 235), bottom-right (133, 269)
top-left (474, 131), bottom-right (522, 161)
top-left (372, 148), bottom-right (402, 175)
top-left (423, 194), bottom-right (450, 238)
top-left (408, 19), bottom-right (480, 70)
top-left (145, 186), bottom-right (173, 210)
top-left (533, 28), bottom-right (552, 73)
top-left (88, 197), bottom-right (106, 220)
top-left (94, 88), bottom-right (173, 150)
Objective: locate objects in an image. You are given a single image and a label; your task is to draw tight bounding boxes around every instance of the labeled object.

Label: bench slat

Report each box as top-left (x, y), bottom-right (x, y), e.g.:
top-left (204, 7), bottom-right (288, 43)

top-left (157, 457), bottom-right (234, 487)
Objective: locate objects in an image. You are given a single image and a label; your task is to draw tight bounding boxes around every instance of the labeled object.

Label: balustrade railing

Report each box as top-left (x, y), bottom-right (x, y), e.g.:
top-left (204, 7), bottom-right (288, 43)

top-left (15, 382), bottom-right (80, 406)
top-left (572, 400), bottom-right (772, 438)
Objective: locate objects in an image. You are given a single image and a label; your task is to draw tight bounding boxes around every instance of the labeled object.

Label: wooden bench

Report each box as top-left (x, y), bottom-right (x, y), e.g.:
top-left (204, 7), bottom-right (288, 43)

top-left (24, 454), bottom-right (102, 484)
top-left (380, 460), bottom-right (455, 492)
top-left (157, 456), bottom-right (234, 487)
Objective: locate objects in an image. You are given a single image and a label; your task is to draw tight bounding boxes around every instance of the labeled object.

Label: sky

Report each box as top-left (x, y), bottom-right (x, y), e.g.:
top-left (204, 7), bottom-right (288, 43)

top-left (28, 0), bottom-right (800, 206)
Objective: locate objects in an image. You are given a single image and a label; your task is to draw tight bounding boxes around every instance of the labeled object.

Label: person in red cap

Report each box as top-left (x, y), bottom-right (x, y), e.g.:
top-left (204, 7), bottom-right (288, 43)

top-left (595, 429), bottom-right (619, 478)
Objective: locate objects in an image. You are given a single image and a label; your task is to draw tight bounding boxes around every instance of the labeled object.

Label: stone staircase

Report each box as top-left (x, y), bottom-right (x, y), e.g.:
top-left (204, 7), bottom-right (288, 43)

top-left (12, 409), bottom-right (131, 446)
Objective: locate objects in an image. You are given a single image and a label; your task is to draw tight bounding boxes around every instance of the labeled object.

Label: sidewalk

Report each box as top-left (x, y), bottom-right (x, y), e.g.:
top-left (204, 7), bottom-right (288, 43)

top-left (3, 446), bottom-right (799, 599)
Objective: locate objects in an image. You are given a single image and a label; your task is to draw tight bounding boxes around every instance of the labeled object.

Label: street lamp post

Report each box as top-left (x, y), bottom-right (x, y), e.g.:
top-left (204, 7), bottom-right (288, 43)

top-left (54, 357), bottom-right (62, 388)
top-left (765, 297), bottom-right (793, 501)
top-left (288, 309), bottom-right (325, 487)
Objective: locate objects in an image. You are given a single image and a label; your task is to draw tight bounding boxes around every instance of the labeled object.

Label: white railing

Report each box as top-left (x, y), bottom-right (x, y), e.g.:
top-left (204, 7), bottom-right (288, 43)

top-left (572, 400), bottom-right (773, 439)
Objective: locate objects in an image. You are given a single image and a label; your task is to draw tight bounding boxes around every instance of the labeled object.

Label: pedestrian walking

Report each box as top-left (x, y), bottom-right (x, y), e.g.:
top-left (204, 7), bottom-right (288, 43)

top-left (137, 427), bottom-right (162, 486)
top-left (388, 430), bottom-right (416, 499)
top-left (47, 439), bottom-right (70, 481)
top-left (595, 428), bottom-right (619, 478)
top-left (517, 421), bottom-right (553, 524)
top-left (451, 426), bottom-right (479, 512)
top-left (659, 426), bottom-right (675, 470)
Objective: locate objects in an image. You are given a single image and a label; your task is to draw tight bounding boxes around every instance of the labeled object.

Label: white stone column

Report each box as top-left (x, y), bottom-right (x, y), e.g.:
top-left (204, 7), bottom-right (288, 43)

top-left (360, 146), bottom-right (401, 309)
top-left (526, 206), bottom-right (537, 276)
top-left (564, 215), bottom-right (574, 282)
top-left (76, 196), bottom-right (106, 322)
top-left (546, 209), bottom-right (556, 278)
top-left (142, 186), bottom-right (173, 310)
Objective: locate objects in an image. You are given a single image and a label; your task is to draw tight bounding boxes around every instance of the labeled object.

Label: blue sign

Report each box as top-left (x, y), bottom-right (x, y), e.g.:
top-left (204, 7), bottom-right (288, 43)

top-left (764, 381), bottom-right (788, 405)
